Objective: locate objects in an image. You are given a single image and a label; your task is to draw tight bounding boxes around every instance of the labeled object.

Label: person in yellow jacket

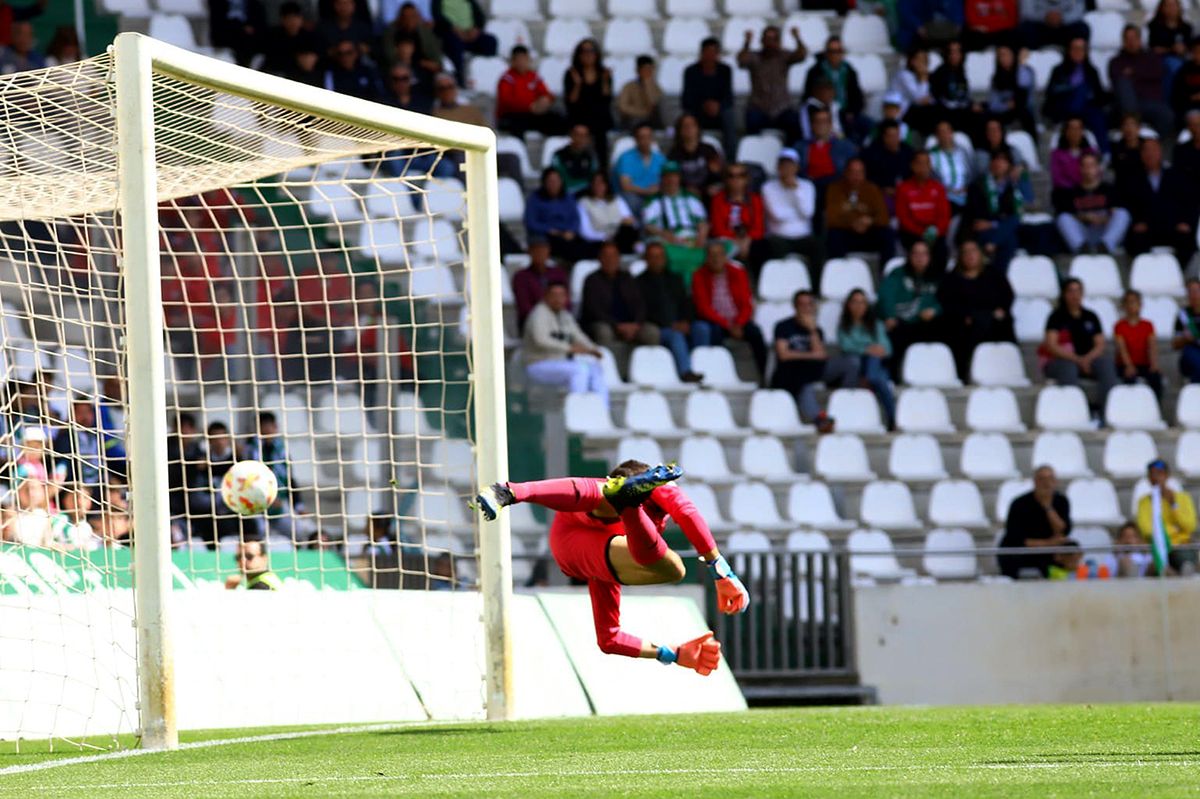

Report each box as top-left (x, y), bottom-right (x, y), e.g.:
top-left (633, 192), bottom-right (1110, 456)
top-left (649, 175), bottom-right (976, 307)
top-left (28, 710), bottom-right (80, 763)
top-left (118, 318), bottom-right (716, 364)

top-left (1136, 459), bottom-right (1198, 574)
top-left (225, 539), bottom-right (283, 591)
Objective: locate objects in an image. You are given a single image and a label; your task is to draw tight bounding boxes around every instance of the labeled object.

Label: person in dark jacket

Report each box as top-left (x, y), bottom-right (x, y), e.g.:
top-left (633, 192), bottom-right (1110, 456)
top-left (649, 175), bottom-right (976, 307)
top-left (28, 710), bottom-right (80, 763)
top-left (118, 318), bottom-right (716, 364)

top-left (636, 242), bottom-right (703, 381)
top-left (431, 0), bottom-right (497, 85)
top-left (999, 465), bottom-right (1072, 579)
top-left (524, 168), bottom-right (592, 264)
top-left (563, 38), bottom-right (614, 165)
top-left (260, 2), bottom-right (322, 77)
top-left (937, 238), bottom-right (1015, 380)
top-left (862, 120), bottom-right (915, 213)
top-left (1043, 37), bottom-right (1110, 152)
top-left (803, 37), bottom-right (867, 142)
top-left (209, 0), bottom-right (267, 65)
top-left (877, 239), bottom-right (945, 378)
top-left (931, 40), bottom-right (981, 136)
top-left (682, 37), bottom-right (737, 156)
top-left (963, 149), bottom-right (1026, 273)
top-left (323, 38), bottom-right (384, 100)
top-left (1118, 137), bottom-right (1196, 264)
top-left (1170, 36), bottom-right (1200, 120)
top-left (1109, 24), bottom-right (1174, 138)
top-left (580, 241), bottom-right (659, 373)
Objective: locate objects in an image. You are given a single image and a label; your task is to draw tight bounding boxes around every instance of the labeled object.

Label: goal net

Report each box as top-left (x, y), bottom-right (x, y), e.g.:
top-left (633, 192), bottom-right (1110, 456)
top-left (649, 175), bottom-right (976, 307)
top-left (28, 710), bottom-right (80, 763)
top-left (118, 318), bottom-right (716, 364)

top-left (0, 35), bottom-right (510, 750)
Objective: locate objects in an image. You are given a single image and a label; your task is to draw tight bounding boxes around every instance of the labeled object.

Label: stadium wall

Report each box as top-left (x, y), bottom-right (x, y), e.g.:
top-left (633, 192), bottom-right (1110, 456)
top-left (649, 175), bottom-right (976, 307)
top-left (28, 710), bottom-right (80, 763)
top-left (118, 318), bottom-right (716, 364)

top-left (856, 581), bottom-right (1200, 705)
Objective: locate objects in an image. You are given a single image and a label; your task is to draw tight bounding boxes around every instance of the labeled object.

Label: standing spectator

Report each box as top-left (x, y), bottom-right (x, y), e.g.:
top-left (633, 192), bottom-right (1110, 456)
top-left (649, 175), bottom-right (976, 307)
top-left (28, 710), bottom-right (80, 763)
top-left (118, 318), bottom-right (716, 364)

top-left (1170, 36), bottom-right (1200, 120)
top-left (1054, 151), bottom-right (1130, 255)
top-left (1114, 289), bottom-right (1164, 402)
top-left (1044, 38), bottom-right (1111, 151)
top-left (617, 55), bottom-right (664, 131)
top-left (512, 238), bottom-right (568, 331)
top-left (524, 168), bottom-right (590, 264)
top-left (612, 122), bottom-right (666, 218)
top-left (1041, 278), bottom-right (1119, 422)
top-left (837, 289), bottom-right (896, 429)
top-left (863, 120), bottom-right (915, 214)
top-left (261, 2), bottom-right (321, 77)
top-left (668, 113), bottom-right (724, 200)
top-left (803, 37), bottom-right (867, 142)
top-left (1109, 24), bottom-right (1175, 138)
top-left (998, 465), bottom-right (1072, 579)
top-left (888, 49), bottom-right (939, 138)
top-left (938, 238), bottom-right (1015, 380)
top-left (682, 37), bottom-right (736, 156)
top-left (1018, 0), bottom-right (1089, 49)
top-left (964, 149), bottom-right (1026, 274)
top-left (964, 0), bottom-right (1020, 51)
top-left (762, 149), bottom-right (826, 272)
top-left (496, 46), bottom-right (566, 138)
top-left (577, 172), bottom-right (638, 253)
top-left (324, 39), bottom-right (384, 101)
top-left (895, 150), bottom-right (951, 267)
top-left (642, 162), bottom-right (710, 284)
top-left (691, 241), bottom-right (768, 378)
top-left (321, 0), bottom-right (376, 55)
top-left (1120, 137), bottom-right (1195, 263)
top-left (522, 282), bottom-right (607, 406)
top-left (1172, 278), bottom-right (1200, 382)
top-left (931, 41), bottom-right (980, 135)
top-left (929, 119), bottom-right (975, 216)
top-left (737, 25), bottom-right (807, 140)
top-left (1148, 0), bottom-right (1192, 83)
top-left (1049, 116), bottom-right (1097, 194)
top-left (825, 157), bottom-right (896, 263)
top-left (580, 242), bottom-right (658, 368)
top-left (551, 124), bottom-right (600, 196)
top-left (431, 71), bottom-right (485, 125)
top-left (431, 0), bottom-right (498, 84)
top-left (987, 45), bottom-right (1037, 133)
top-left (0, 19), bottom-right (42, 73)
top-left (709, 163), bottom-right (768, 272)
top-left (1136, 459), bottom-right (1198, 573)
top-left (208, 0), bottom-right (266, 66)
top-left (637, 242), bottom-right (703, 382)
top-left (771, 290), bottom-right (839, 430)
top-left (563, 39), bottom-right (614, 165)
top-left (878, 240), bottom-right (945, 376)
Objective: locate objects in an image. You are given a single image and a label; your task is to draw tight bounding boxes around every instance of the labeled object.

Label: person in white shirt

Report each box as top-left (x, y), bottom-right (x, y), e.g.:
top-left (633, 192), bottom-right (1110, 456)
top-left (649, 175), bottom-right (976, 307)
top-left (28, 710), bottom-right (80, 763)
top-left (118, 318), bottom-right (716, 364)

top-left (523, 282), bottom-right (608, 408)
top-left (888, 48), bottom-right (937, 137)
top-left (1, 475), bottom-right (54, 548)
top-left (51, 484), bottom-right (99, 551)
top-left (761, 148), bottom-right (826, 279)
top-left (929, 119), bottom-right (974, 216)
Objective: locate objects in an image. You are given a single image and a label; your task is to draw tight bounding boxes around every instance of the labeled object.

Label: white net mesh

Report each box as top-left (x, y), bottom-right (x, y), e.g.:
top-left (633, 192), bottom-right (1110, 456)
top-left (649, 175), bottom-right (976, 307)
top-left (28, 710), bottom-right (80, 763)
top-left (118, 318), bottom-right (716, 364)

top-left (0, 51), bottom-right (487, 747)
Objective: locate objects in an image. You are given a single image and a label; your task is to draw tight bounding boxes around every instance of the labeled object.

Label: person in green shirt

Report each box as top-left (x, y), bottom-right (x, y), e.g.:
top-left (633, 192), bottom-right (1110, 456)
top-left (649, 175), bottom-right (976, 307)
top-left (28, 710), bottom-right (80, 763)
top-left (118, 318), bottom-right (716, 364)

top-left (837, 288), bottom-right (896, 429)
top-left (226, 539), bottom-right (283, 591)
top-left (877, 239), bottom-right (944, 379)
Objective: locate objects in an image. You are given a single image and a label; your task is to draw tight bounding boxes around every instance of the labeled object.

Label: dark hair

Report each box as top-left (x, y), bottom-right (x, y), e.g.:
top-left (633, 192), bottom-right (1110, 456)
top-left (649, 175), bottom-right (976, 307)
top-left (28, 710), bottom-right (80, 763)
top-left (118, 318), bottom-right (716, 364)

top-left (700, 37), bottom-right (720, 50)
top-left (1058, 277), bottom-right (1083, 308)
top-left (207, 421), bottom-right (229, 435)
top-left (838, 289), bottom-right (876, 333)
top-left (280, 1), bottom-right (303, 14)
top-left (636, 55), bottom-right (655, 69)
top-left (585, 170), bottom-right (613, 200)
top-left (258, 411), bottom-right (278, 426)
top-left (905, 48), bottom-right (928, 71)
top-left (609, 459), bottom-right (650, 478)
top-left (1123, 23), bottom-right (1141, 36)
top-left (763, 24), bottom-right (781, 37)
top-left (177, 412), bottom-right (197, 429)
top-left (634, 121), bottom-right (655, 135)
top-left (538, 166), bottom-right (564, 198)
top-left (1122, 288), bottom-right (1142, 303)
top-left (793, 289), bottom-right (813, 305)
top-left (910, 148), bottom-right (930, 164)
top-left (545, 279), bottom-right (569, 291)
top-left (825, 35), bottom-right (842, 49)
top-left (510, 44), bottom-right (530, 59)
top-left (570, 37), bottom-right (605, 73)
top-left (1056, 115), bottom-right (1088, 149)
top-left (598, 239), bottom-right (621, 255)
top-left (877, 119), bottom-right (900, 135)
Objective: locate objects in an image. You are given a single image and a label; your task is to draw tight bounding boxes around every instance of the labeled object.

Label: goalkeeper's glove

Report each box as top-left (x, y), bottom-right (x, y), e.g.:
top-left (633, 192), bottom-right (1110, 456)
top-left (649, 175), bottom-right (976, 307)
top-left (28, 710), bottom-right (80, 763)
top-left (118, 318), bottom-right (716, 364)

top-left (656, 632), bottom-right (721, 676)
top-left (705, 554), bottom-right (750, 614)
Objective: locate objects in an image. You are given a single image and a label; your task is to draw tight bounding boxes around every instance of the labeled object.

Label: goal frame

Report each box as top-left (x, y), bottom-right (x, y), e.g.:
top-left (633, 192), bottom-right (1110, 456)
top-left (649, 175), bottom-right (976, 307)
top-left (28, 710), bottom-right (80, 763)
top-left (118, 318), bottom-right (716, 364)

top-left (112, 32), bottom-right (512, 750)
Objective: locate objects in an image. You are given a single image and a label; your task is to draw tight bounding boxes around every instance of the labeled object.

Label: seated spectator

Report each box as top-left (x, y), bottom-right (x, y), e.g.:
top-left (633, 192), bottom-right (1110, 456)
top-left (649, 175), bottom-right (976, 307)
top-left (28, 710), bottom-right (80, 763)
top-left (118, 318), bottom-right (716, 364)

top-left (965, 149), bottom-right (1027, 273)
top-left (580, 242), bottom-right (658, 370)
top-left (1054, 152), bottom-right (1129, 255)
top-left (974, 116), bottom-right (1033, 200)
top-left (1041, 278), bottom-right (1118, 423)
top-left (897, 0), bottom-right (964, 51)
top-left (642, 162), bottom-right (710, 284)
top-left (637, 242), bottom-right (703, 382)
top-left (431, 0), bottom-right (498, 84)
top-left (563, 39), bottom-right (613, 165)
top-left (998, 465), bottom-right (1072, 579)
top-left (825, 157), bottom-right (896, 264)
top-left (709, 163), bottom-right (768, 272)
top-left (931, 41), bottom-right (981, 135)
top-left (737, 25), bottom-right (807, 140)
top-left (938, 238), bottom-right (1015, 379)
top-left (795, 107), bottom-right (857, 204)
top-left (1136, 459), bottom-right (1198, 573)
top-left (551, 124), bottom-right (600, 196)
top-left (888, 49), bottom-right (939, 138)
top-left (496, 46), bottom-right (566, 139)
top-left (963, 0), bottom-right (1020, 51)
top-left (837, 288), bottom-right (896, 428)
top-left (244, 412), bottom-right (310, 538)
top-left (691, 241), bottom-right (768, 378)
top-left (324, 38), bottom-right (384, 101)
top-left (613, 122), bottom-right (666, 218)
top-left (43, 25), bottom-right (81, 68)
top-left (1115, 521), bottom-right (1151, 578)
top-left (771, 290), bottom-right (840, 430)
top-left (668, 113), bottom-right (724, 201)
top-left (51, 483), bottom-right (98, 551)
top-left (1049, 117), bottom-right (1097, 193)
top-left (1172, 278), bottom-right (1200, 382)
top-left (868, 93), bottom-right (920, 148)
top-left (209, 0), bottom-right (266, 66)
top-left (431, 71), bottom-right (485, 125)
top-left (986, 45), bottom-right (1036, 134)
top-left (878, 240), bottom-right (945, 376)
top-left (1114, 289), bottom-right (1164, 402)
top-left (1044, 38), bottom-right (1111, 152)
top-left (929, 119), bottom-right (975, 215)
top-left (52, 396), bottom-right (107, 494)
top-left (577, 172), bottom-right (638, 253)
top-left (1018, 0), bottom-right (1088, 49)
top-left (896, 150), bottom-right (951, 267)
top-left (522, 282), bottom-right (607, 407)
top-left (1149, 0), bottom-right (1192, 82)
top-left (1109, 24), bottom-right (1174, 138)
top-left (1171, 110), bottom-right (1200, 182)
top-left (384, 5), bottom-right (443, 88)
top-left (187, 421), bottom-right (247, 545)
top-left (319, 0), bottom-right (375, 55)
top-left (1119, 137), bottom-right (1196, 263)
top-left (286, 41), bottom-right (325, 87)
top-left (799, 77), bottom-right (845, 142)
top-left (682, 37), bottom-right (737, 155)
top-left (863, 120), bottom-right (915, 213)
top-left (386, 62), bottom-right (435, 114)
top-left (261, 2), bottom-right (322, 78)
top-left (1170, 36), bottom-right (1200, 120)
top-left (524, 168), bottom-right (590, 263)
top-left (512, 238), bottom-right (568, 331)
top-left (0, 474), bottom-right (53, 548)
top-left (1110, 112), bottom-right (1150, 187)
top-left (762, 149), bottom-right (826, 275)
top-left (803, 37), bottom-right (867, 142)
top-left (617, 55), bottom-right (664, 131)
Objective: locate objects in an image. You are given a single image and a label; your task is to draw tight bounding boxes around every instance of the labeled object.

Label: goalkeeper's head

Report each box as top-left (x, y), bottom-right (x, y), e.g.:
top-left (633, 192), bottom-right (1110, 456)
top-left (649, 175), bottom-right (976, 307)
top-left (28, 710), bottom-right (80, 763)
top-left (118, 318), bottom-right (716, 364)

top-left (609, 460), bottom-right (650, 479)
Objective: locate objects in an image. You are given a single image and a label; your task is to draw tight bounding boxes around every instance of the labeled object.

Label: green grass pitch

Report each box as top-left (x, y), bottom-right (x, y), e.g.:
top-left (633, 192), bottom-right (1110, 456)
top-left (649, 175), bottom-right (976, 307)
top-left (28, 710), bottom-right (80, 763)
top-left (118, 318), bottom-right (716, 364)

top-left (1, 705), bottom-right (1197, 798)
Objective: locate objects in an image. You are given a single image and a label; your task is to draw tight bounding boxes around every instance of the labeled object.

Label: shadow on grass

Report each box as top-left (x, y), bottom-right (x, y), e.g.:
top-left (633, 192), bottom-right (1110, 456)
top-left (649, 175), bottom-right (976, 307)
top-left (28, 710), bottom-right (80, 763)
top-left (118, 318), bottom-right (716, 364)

top-left (984, 751), bottom-right (1200, 765)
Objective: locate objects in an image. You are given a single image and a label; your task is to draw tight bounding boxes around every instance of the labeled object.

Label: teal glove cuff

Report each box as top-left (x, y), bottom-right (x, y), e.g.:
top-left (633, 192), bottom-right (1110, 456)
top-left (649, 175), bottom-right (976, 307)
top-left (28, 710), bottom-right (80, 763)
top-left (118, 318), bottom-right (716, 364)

top-left (656, 645), bottom-right (678, 665)
top-left (705, 554), bottom-right (733, 581)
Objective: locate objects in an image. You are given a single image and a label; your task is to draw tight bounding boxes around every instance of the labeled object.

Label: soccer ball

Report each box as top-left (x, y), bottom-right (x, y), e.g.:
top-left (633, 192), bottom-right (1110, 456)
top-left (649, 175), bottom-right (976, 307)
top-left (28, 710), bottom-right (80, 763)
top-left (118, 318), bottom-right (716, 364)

top-left (220, 460), bottom-right (279, 516)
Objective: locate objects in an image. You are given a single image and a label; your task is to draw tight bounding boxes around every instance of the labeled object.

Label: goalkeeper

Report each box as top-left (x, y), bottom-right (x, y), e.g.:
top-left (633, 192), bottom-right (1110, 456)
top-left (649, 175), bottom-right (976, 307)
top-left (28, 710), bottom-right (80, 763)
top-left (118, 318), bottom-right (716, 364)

top-left (475, 461), bottom-right (748, 675)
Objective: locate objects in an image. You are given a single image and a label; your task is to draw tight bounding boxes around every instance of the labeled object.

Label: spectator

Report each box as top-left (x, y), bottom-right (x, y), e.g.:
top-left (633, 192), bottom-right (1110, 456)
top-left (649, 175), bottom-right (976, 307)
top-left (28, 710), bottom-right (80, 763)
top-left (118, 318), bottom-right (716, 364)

top-left (898, 0), bottom-right (965, 51)
top-left (762, 149), bottom-right (826, 272)
top-left (387, 64), bottom-right (433, 114)
top-left (1136, 459), bottom-right (1198, 573)
top-left (431, 71), bottom-right (485, 125)
top-left (637, 242), bottom-right (704, 382)
top-left (1170, 36), bottom-right (1200, 120)
top-left (617, 55), bottom-right (664, 131)
top-left (50, 483), bottom-right (97, 551)
top-left (551, 124), bottom-right (600, 196)
top-left (1114, 289), bottom-right (1164, 402)
top-left (287, 40), bottom-right (325, 87)
top-left (1172, 110), bottom-right (1200, 182)
top-left (320, 0), bottom-right (375, 55)
top-left (512, 238), bottom-right (568, 331)
top-left (878, 239), bottom-right (945, 376)
top-left (0, 474), bottom-right (52, 548)
top-left (1172, 278), bottom-right (1200, 382)
top-left (837, 289), bottom-right (896, 429)
top-left (964, 149), bottom-right (1026, 274)
top-left (931, 41), bottom-right (981, 135)
top-left (43, 25), bottom-right (80, 68)
top-left (795, 107), bottom-right (857, 212)
top-left (1044, 37), bottom-right (1110, 152)
top-left (863, 120), bottom-right (915, 215)
top-left (929, 119), bottom-right (975, 215)
top-left (1120, 137), bottom-right (1196, 263)
top-left (1018, 0), bottom-right (1089, 49)
top-left (896, 150), bottom-right (951, 266)
top-left (580, 241), bottom-right (658, 367)
top-left (1115, 521), bottom-right (1152, 578)
top-left (524, 168), bottom-right (590, 264)
top-left (803, 37), bottom-right (867, 142)
top-left (522, 282), bottom-right (607, 407)
top-left (682, 37), bottom-right (736, 155)
top-left (737, 25), bottom-right (807, 140)
top-left (938, 238), bottom-right (1015, 379)
top-left (771, 290), bottom-right (839, 431)
top-left (869, 93), bottom-right (920, 148)
top-left (1054, 151), bottom-right (1129, 255)
top-left (1110, 113), bottom-right (1150, 187)
top-left (668, 113), bottom-right (724, 200)
top-left (0, 0), bottom-right (43, 50)
top-left (709, 163), bottom-right (768, 272)
top-left (0, 19), bottom-right (42, 73)
top-left (431, 0), bottom-right (498, 84)
top-left (14, 425), bottom-right (49, 485)
top-left (975, 117), bottom-right (1034, 203)
top-left (577, 172), bottom-right (638, 253)
top-left (52, 396), bottom-right (105, 495)
top-left (986, 45), bottom-right (1037, 134)
top-left (1041, 278), bottom-right (1118, 422)
top-left (642, 162), bottom-right (710, 284)
top-left (323, 39), bottom-right (384, 101)
top-left (1049, 116), bottom-right (1096, 193)
top-left (612, 122), bottom-right (666, 218)
top-left (999, 465), bottom-right (1072, 579)
top-left (167, 412), bottom-right (203, 541)
top-left (825, 157), bottom-right (896, 263)
top-left (496, 45), bottom-right (566, 138)
top-left (799, 77), bottom-right (846, 142)
top-left (1148, 0), bottom-right (1192, 82)
top-left (226, 539), bottom-right (283, 590)
top-left (691, 241), bottom-right (768, 379)
top-left (208, 0), bottom-right (266, 66)
top-left (563, 39), bottom-right (614, 165)
top-left (187, 420), bottom-right (246, 545)
top-left (888, 49), bottom-right (939, 137)
top-left (261, 2), bottom-right (320, 77)
top-left (963, 0), bottom-right (1020, 51)
top-left (1110, 24), bottom-right (1174, 138)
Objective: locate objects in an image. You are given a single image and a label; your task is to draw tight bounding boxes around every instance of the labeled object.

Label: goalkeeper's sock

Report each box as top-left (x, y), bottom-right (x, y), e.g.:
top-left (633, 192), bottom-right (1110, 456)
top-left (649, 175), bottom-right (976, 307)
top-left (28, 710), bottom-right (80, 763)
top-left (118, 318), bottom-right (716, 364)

top-left (620, 506), bottom-right (669, 566)
top-left (507, 477), bottom-right (603, 513)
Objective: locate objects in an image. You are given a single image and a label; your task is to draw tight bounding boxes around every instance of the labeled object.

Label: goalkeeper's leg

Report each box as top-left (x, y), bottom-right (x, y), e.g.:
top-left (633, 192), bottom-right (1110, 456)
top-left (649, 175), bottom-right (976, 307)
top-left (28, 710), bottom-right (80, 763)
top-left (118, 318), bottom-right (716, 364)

top-left (473, 463), bottom-right (682, 520)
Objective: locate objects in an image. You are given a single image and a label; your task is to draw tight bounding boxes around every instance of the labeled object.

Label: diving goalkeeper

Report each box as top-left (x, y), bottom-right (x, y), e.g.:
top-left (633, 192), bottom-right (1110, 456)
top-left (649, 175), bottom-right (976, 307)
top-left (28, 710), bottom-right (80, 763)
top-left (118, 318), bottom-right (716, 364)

top-left (475, 461), bottom-right (749, 675)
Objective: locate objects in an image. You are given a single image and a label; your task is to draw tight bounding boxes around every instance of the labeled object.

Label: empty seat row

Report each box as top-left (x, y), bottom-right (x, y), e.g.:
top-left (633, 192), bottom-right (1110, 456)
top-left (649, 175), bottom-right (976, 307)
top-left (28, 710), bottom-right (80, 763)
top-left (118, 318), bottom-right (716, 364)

top-left (1010, 252), bottom-right (1185, 300)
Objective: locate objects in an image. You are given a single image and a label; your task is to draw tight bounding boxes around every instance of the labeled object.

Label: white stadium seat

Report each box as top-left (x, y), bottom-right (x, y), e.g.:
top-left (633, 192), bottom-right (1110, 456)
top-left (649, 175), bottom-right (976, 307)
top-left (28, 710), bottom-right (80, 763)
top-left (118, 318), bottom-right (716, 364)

top-left (681, 482), bottom-right (734, 532)
top-left (847, 529), bottom-right (915, 580)
top-left (960, 433), bottom-right (1020, 480)
top-left (1178, 384), bottom-right (1200, 428)
top-left (656, 55), bottom-right (692, 92)
top-left (817, 299), bottom-right (842, 342)
top-left (782, 13), bottom-right (832, 54)
top-left (548, 0), bottom-right (599, 17)
top-left (487, 20), bottom-right (534, 56)
top-left (846, 53), bottom-right (887, 94)
top-left (1068, 254), bottom-right (1123, 299)
top-left (965, 387), bottom-right (1026, 432)
top-left (1013, 297), bottom-right (1053, 342)
top-left (787, 482), bottom-right (855, 530)
top-left (685, 390), bottom-right (746, 437)
top-left (901, 342), bottom-right (961, 387)
top-left (755, 301), bottom-right (793, 340)
top-left (730, 481), bottom-right (791, 532)
top-left (819, 257), bottom-right (874, 301)
top-left (496, 135), bottom-right (534, 179)
top-left (888, 434), bottom-right (949, 481)
top-left (827, 388), bottom-right (886, 434)
top-left (680, 435), bottom-right (736, 484)
top-left (1090, 297), bottom-right (1119, 337)
top-left (1026, 49), bottom-right (1059, 91)
top-left (569, 259), bottom-right (601, 308)
top-left (970, 342), bottom-right (1030, 387)
top-left (603, 19), bottom-right (654, 56)
top-left (149, 14), bottom-right (204, 51)
top-left (564, 392), bottom-right (622, 436)
top-left (1007, 254), bottom-right (1059, 299)
top-left (860, 480), bottom-right (922, 531)
top-left (1034, 385), bottom-right (1092, 431)
top-left (616, 435), bottom-right (665, 466)
top-left (965, 51), bottom-right (995, 91)
top-left (895, 387), bottom-right (955, 434)
top-left (1067, 478), bottom-right (1123, 525)
top-left (492, 0), bottom-right (540, 19)
top-left (595, 348), bottom-right (632, 394)
top-left (543, 19), bottom-right (591, 56)
top-left (662, 20), bottom-right (712, 57)
top-left (497, 177), bottom-right (526, 223)
top-left (1103, 430), bottom-right (1157, 478)
top-left (923, 528), bottom-right (978, 579)
top-left (1176, 431), bottom-right (1200, 478)
top-left (787, 529), bottom-right (833, 553)
top-left (757, 258), bottom-right (812, 301)
top-left (539, 135), bottom-right (572, 169)
top-left (841, 14), bottom-right (891, 53)
top-left (1031, 431), bottom-right (1093, 478)
top-left (629, 345), bottom-right (688, 390)
top-left (721, 16), bottom-right (769, 55)
top-left (928, 480), bottom-right (990, 528)
top-left (1140, 295), bottom-right (1179, 338)
top-left (995, 478), bottom-right (1034, 522)
top-left (748, 388), bottom-right (809, 435)
top-left (1005, 130), bottom-right (1041, 171)
top-left (623, 390), bottom-right (680, 436)
top-left (609, 0), bottom-right (658, 16)
top-left (1105, 384), bottom-right (1165, 430)
top-left (735, 134), bottom-right (783, 176)
top-left (692, 346), bottom-right (755, 389)
top-left (1084, 10), bottom-right (1126, 49)
top-left (1130, 253), bottom-right (1185, 297)
top-left (740, 434), bottom-right (800, 483)
top-left (814, 434), bottom-right (876, 481)
top-left (669, 0), bottom-right (718, 16)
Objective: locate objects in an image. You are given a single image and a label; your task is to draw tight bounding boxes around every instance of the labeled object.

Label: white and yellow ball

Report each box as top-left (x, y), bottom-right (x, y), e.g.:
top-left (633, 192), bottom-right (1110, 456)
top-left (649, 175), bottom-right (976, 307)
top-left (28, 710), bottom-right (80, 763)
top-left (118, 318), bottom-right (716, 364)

top-left (220, 460), bottom-right (279, 516)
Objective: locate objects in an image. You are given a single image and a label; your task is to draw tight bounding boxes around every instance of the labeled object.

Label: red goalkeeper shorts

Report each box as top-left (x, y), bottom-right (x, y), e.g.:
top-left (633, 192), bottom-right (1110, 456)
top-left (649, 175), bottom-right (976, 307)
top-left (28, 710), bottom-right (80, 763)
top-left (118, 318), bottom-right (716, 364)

top-left (548, 510), bottom-right (622, 584)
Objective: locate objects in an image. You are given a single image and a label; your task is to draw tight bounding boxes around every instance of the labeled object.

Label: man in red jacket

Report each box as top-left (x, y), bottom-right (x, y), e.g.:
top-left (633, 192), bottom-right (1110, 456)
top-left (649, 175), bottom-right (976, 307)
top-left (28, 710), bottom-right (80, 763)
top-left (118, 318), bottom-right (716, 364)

top-left (963, 0), bottom-right (1019, 51)
top-left (690, 241), bottom-right (768, 379)
top-left (496, 45), bottom-right (566, 138)
top-left (895, 150), bottom-right (951, 269)
top-left (709, 163), bottom-right (769, 274)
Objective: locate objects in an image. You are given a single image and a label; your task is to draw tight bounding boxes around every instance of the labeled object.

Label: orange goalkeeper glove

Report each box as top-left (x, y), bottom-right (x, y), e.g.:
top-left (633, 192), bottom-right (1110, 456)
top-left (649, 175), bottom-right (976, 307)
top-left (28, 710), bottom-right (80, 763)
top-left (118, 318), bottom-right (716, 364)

top-left (705, 555), bottom-right (749, 614)
top-left (659, 632), bottom-right (721, 676)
